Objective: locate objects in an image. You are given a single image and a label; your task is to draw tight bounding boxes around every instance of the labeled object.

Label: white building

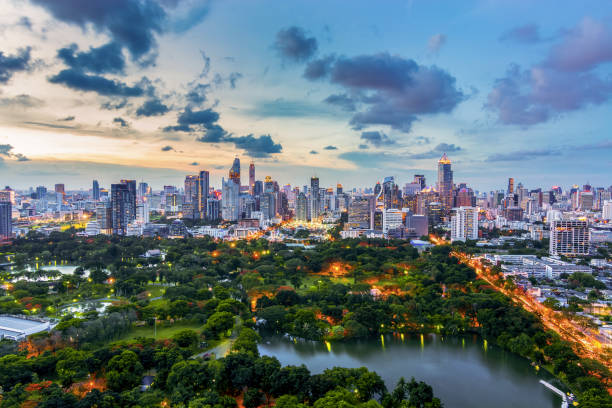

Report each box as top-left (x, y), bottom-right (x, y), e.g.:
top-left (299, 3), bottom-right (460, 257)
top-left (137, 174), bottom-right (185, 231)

top-left (550, 220), bottom-right (589, 256)
top-left (84, 221), bottom-right (101, 236)
top-left (603, 200), bottom-right (612, 221)
top-left (450, 206), bottom-right (479, 242)
top-left (383, 208), bottom-right (403, 233)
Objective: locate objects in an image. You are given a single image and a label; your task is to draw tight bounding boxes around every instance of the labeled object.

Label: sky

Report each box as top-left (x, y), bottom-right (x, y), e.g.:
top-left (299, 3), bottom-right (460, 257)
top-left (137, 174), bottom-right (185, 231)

top-left (0, 0), bottom-right (611, 192)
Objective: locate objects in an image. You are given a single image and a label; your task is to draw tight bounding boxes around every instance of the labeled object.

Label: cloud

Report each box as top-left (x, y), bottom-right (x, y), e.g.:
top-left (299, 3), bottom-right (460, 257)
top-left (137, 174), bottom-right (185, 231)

top-left (164, 107), bottom-right (220, 132)
top-left (0, 144), bottom-right (30, 162)
top-left (323, 93), bottom-right (355, 111)
top-left (487, 18), bottom-right (612, 127)
top-left (303, 55), bottom-right (335, 79)
top-left (428, 33), bottom-right (447, 53)
top-left (499, 24), bottom-right (541, 43)
top-left (17, 17), bottom-right (32, 30)
top-left (249, 98), bottom-right (333, 118)
top-left (0, 47), bottom-right (32, 84)
top-left (224, 134), bottom-right (282, 158)
top-left (57, 115), bottom-right (75, 121)
top-left (185, 83), bottom-right (210, 106)
top-left (407, 142), bottom-right (461, 159)
top-left (0, 94), bottom-right (44, 108)
top-left (57, 42), bottom-right (125, 74)
top-left (170, 1), bottom-right (211, 34)
top-left (48, 69), bottom-right (147, 97)
top-left (189, 161), bottom-right (199, 166)
top-left (414, 136), bottom-right (430, 145)
top-left (113, 117), bottom-right (129, 127)
top-left (323, 145), bottom-right (338, 150)
top-left (274, 26), bottom-right (318, 62)
top-left (358, 144), bottom-right (368, 149)
top-left (228, 72), bottom-right (243, 89)
top-left (305, 52), bottom-right (464, 132)
top-left (100, 99), bottom-right (129, 110)
top-left (161, 145), bottom-right (174, 151)
top-left (136, 98), bottom-right (170, 117)
top-left (23, 121), bottom-right (78, 130)
top-left (310, 150), bottom-right (318, 154)
top-left (544, 17), bottom-right (612, 72)
top-left (31, 0), bottom-right (167, 63)
top-left (486, 148), bottom-right (559, 162)
top-left (360, 131), bottom-right (395, 147)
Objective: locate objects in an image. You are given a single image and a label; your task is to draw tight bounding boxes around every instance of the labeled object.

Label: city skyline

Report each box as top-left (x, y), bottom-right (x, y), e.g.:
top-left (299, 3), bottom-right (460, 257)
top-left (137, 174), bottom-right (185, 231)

top-left (1, 1), bottom-right (611, 190)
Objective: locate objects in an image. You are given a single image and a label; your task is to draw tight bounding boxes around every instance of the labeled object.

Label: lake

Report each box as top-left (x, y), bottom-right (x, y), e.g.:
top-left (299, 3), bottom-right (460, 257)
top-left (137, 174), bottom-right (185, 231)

top-left (258, 333), bottom-right (563, 408)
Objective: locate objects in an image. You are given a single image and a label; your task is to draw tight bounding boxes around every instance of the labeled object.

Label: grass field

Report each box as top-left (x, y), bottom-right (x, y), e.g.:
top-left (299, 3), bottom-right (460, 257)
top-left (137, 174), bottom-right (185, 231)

top-left (116, 321), bottom-right (202, 342)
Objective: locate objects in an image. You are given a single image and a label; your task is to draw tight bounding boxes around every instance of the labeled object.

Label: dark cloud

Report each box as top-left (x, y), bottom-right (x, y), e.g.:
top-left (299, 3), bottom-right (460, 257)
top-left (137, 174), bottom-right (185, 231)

top-left (49, 69), bottom-right (146, 96)
top-left (0, 94), bottom-right (44, 108)
top-left (185, 83), bottom-right (210, 106)
top-left (0, 144), bottom-right (30, 162)
top-left (310, 150), bottom-right (318, 155)
top-left (488, 18), bottom-right (612, 127)
top-left (31, 0), bottom-right (166, 63)
top-left (486, 148), bottom-right (559, 162)
top-left (113, 117), bottom-right (129, 128)
top-left (224, 134), bottom-right (282, 158)
top-left (305, 52), bottom-right (464, 132)
top-left (57, 116), bottom-right (75, 121)
top-left (414, 136), bottom-right (431, 145)
top-left (274, 26), bottom-right (318, 62)
top-left (198, 51), bottom-right (211, 78)
top-left (407, 143), bottom-right (461, 159)
top-left (100, 99), bottom-right (129, 110)
top-left (57, 42), bottom-right (125, 74)
top-left (161, 145), bottom-right (174, 151)
top-left (0, 47), bottom-right (32, 84)
top-left (499, 24), bottom-right (541, 43)
top-left (17, 17), bottom-right (32, 30)
top-left (323, 93), bottom-right (355, 111)
top-left (303, 55), bottom-right (335, 79)
top-left (170, 2), bottom-right (210, 34)
top-left (360, 131), bottom-right (395, 147)
top-left (358, 144), bottom-right (368, 149)
top-left (428, 33), bottom-right (447, 53)
top-left (228, 72), bottom-right (243, 89)
top-left (136, 98), bottom-right (170, 117)
top-left (323, 145), bottom-right (338, 150)
top-left (189, 161), bottom-right (199, 166)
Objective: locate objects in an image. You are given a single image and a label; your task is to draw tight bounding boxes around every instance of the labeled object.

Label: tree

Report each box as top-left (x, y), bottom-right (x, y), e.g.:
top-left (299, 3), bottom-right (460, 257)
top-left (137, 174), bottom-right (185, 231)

top-left (56, 348), bottom-right (90, 386)
top-left (167, 360), bottom-right (214, 405)
top-left (106, 350), bottom-right (144, 392)
top-left (172, 329), bottom-right (199, 348)
top-left (243, 388), bottom-right (265, 408)
top-left (203, 311), bottom-right (235, 339)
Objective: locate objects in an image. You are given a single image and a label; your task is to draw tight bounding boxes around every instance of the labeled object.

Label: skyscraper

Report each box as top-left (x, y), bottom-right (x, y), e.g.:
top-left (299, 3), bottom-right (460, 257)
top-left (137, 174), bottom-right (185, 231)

top-left (111, 180), bottom-right (136, 235)
top-left (507, 178), bottom-right (514, 195)
top-left (437, 153), bottom-right (453, 215)
top-left (92, 180), bottom-right (100, 201)
top-left (414, 175), bottom-right (426, 190)
top-left (229, 157), bottom-right (241, 186)
top-left (221, 177), bottom-right (240, 221)
top-left (184, 175), bottom-right (199, 203)
top-left (0, 201), bottom-right (12, 240)
top-left (198, 170), bottom-right (210, 219)
top-left (55, 183), bottom-right (65, 204)
top-left (249, 162), bottom-right (255, 195)
top-left (310, 176), bottom-right (320, 220)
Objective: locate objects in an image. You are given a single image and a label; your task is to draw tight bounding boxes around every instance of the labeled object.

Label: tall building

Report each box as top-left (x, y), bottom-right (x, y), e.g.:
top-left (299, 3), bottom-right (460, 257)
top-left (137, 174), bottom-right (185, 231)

top-left (184, 175), bottom-right (199, 203)
top-left (54, 183), bottom-right (65, 195)
top-left (296, 192), bottom-right (309, 221)
top-left (221, 177), bottom-right (240, 221)
top-left (36, 186), bottom-right (47, 200)
top-left (414, 174), bottom-right (426, 190)
top-left (383, 208), bottom-right (403, 233)
top-left (138, 182), bottom-right (149, 202)
top-left (450, 207), bottom-right (479, 242)
top-left (437, 154), bottom-right (453, 215)
top-left (198, 170), bottom-right (210, 219)
top-left (347, 197), bottom-right (372, 229)
top-left (579, 191), bottom-right (594, 210)
top-left (310, 176), bottom-right (320, 220)
top-left (603, 200), bottom-right (612, 221)
top-left (0, 201), bottom-right (12, 240)
top-left (249, 162), bottom-right (255, 195)
top-left (507, 178), bottom-right (514, 195)
top-left (92, 180), bottom-right (100, 201)
top-left (229, 157), bottom-right (241, 186)
top-left (0, 187), bottom-right (15, 204)
top-left (96, 202), bottom-right (112, 233)
top-left (550, 220), bottom-right (589, 256)
top-left (427, 201), bottom-right (444, 226)
top-left (111, 180), bottom-right (137, 235)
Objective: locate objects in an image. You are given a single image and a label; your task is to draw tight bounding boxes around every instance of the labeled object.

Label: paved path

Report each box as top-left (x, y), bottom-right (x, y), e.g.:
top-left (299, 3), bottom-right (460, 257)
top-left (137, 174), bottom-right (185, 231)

top-left (192, 316), bottom-right (241, 360)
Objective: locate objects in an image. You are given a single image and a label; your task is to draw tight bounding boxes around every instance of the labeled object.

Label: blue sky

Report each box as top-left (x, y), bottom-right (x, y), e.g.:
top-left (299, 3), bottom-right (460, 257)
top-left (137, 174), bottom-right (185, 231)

top-left (0, 0), bottom-right (610, 191)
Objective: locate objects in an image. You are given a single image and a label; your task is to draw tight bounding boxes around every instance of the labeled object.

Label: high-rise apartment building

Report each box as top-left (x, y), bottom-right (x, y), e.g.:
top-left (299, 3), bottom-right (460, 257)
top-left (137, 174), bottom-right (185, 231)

top-left (221, 177), bottom-right (240, 221)
top-left (348, 197), bottom-right (372, 229)
top-left (437, 154), bottom-right (453, 215)
top-left (507, 178), bottom-right (514, 195)
top-left (92, 180), bottom-right (100, 201)
top-left (111, 180), bottom-right (136, 235)
top-left (249, 162), bottom-right (255, 195)
top-left (229, 157), bottom-right (240, 185)
top-left (383, 208), bottom-right (403, 233)
top-left (550, 220), bottom-right (589, 256)
top-left (450, 206), bottom-right (479, 242)
top-left (603, 200), bottom-right (612, 221)
top-left (296, 192), bottom-right (309, 221)
top-left (0, 201), bottom-right (12, 240)
top-left (198, 170), bottom-right (210, 219)
top-left (310, 177), bottom-right (320, 220)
